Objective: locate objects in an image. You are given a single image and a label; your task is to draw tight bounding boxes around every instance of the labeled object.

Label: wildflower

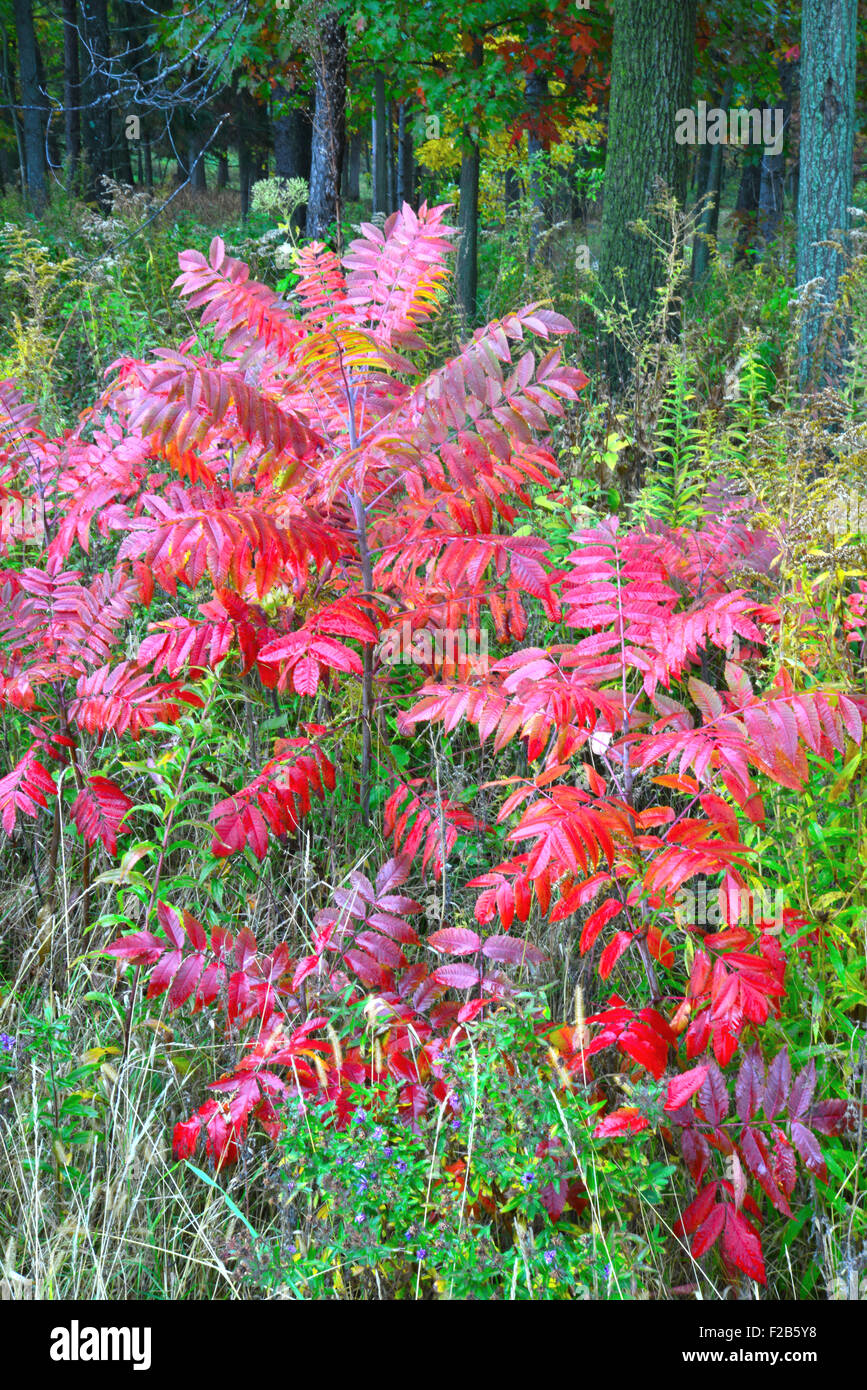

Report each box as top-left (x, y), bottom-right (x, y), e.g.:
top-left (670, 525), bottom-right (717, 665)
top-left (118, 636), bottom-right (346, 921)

top-left (521, 1170), bottom-right (535, 1188)
top-left (0, 1034), bottom-right (14, 1053)
top-left (416, 1247), bottom-right (427, 1261)
top-left (544, 1251), bottom-right (556, 1266)
top-left (383, 1145), bottom-right (394, 1158)
top-left (372, 1126), bottom-right (385, 1143)
top-left (397, 1160), bottom-right (408, 1173)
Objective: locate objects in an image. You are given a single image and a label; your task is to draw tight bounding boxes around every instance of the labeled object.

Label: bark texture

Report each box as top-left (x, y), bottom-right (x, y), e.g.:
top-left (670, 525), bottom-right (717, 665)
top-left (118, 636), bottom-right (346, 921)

top-left (456, 37), bottom-right (483, 328)
top-left (307, 12), bottom-right (346, 240)
top-left (796, 0), bottom-right (857, 388)
top-left (12, 0), bottom-right (47, 209)
top-left (79, 0), bottom-right (111, 207)
top-left (598, 0), bottom-right (698, 385)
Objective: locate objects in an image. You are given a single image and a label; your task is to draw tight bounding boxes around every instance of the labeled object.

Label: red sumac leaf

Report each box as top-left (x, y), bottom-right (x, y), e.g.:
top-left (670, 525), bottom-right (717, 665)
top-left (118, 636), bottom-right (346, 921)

top-left (593, 1107), bottom-right (649, 1139)
top-left (806, 1099), bottom-right (851, 1136)
top-left (692, 1203), bottom-right (726, 1257)
top-left (665, 1064), bottom-right (709, 1112)
top-left (291, 954), bottom-right (320, 990)
top-left (735, 1046), bottom-right (764, 1122)
top-left (763, 1047), bottom-right (791, 1119)
top-left (480, 934), bottom-right (546, 966)
top-left (427, 926), bottom-right (481, 956)
top-left (674, 1182), bottom-right (717, 1237)
top-left (104, 930), bottom-right (164, 965)
top-left (70, 776), bottom-right (134, 856)
top-left (681, 1129), bottom-right (711, 1184)
top-left (432, 963), bottom-right (480, 990)
top-left (173, 1116), bottom-right (202, 1160)
top-left (578, 896), bottom-right (623, 953)
top-left (722, 1207), bottom-right (766, 1284)
top-left (168, 953), bottom-right (205, 1009)
top-left (183, 911), bottom-right (208, 952)
top-left (790, 1121), bottom-right (827, 1182)
top-left (147, 949), bottom-right (182, 999)
top-left (456, 997), bottom-right (493, 1024)
top-left (698, 1061), bottom-right (730, 1126)
top-left (788, 1058), bottom-right (816, 1121)
top-left (365, 911), bottom-right (419, 943)
top-left (771, 1126), bottom-right (797, 1196)
top-left (598, 930), bottom-right (633, 979)
top-left (343, 948), bottom-right (389, 989)
top-left (740, 1125), bottom-right (791, 1217)
top-left (156, 900), bottom-right (185, 950)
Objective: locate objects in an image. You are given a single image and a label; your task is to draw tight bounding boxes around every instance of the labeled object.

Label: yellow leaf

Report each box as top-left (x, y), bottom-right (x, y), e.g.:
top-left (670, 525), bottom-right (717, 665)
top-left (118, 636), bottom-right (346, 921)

top-left (82, 1045), bottom-right (120, 1064)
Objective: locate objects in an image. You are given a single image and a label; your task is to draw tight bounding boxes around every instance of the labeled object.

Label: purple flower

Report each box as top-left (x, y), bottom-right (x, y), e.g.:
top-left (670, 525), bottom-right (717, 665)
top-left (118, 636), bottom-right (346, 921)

top-left (416, 1247), bottom-right (427, 1260)
top-left (521, 1170), bottom-right (535, 1188)
top-left (544, 1251), bottom-right (556, 1266)
top-left (383, 1145), bottom-right (394, 1158)
top-left (0, 1034), bottom-right (14, 1053)
top-left (372, 1126), bottom-right (385, 1143)
top-left (397, 1159), bottom-right (408, 1173)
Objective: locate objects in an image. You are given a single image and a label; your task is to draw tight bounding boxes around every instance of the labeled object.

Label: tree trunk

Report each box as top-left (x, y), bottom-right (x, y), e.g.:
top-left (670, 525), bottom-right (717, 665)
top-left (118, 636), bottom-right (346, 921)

top-left (598, 0), bottom-right (698, 386)
top-left (371, 68), bottom-right (387, 216)
top-left (694, 140), bottom-right (712, 202)
top-left (386, 99), bottom-right (397, 213)
top-left (692, 77), bottom-right (734, 282)
top-left (238, 110), bottom-right (251, 221)
top-left (455, 37), bottom-right (483, 329)
top-left (34, 31), bottom-right (58, 179)
top-left (733, 153), bottom-right (762, 263)
top-left (757, 136), bottom-right (784, 247)
top-left (216, 150), bottom-right (228, 189)
top-left (307, 12), bottom-right (346, 241)
top-left (116, 119), bottom-right (134, 184)
top-left (188, 134), bottom-right (206, 190)
top-left (1, 26), bottom-right (26, 196)
top-left (79, 0), bottom-right (111, 208)
top-left (526, 27), bottom-right (549, 263)
top-left (796, 0), bottom-right (856, 390)
top-left (345, 130), bottom-right (361, 201)
top-left (12, 0), bottom-right (48, 210)
top-left (273, 90), bottom-right (311, 233)
top-left (273, 88), bottom-right (312, 181)
top-left (396, 103), bottom-right (413, 207)
top-left (457, 135), bottom-right (481, 327)
top-left (758, 60), bottom-right (796, 247)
